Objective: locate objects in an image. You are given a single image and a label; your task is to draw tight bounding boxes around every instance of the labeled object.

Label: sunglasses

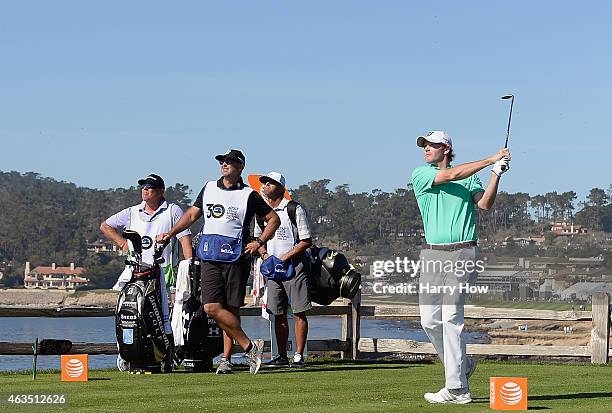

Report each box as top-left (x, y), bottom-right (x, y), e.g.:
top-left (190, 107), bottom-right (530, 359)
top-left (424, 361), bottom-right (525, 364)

top-left (262, 180), bottom-right (283, 187)
top-left (218, 158), bottom-right (239, 165)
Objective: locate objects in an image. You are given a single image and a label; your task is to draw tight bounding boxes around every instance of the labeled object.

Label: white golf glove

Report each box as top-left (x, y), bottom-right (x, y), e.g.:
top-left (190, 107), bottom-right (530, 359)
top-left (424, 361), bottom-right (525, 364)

top-left (492, 158), bottom-right (510, 176)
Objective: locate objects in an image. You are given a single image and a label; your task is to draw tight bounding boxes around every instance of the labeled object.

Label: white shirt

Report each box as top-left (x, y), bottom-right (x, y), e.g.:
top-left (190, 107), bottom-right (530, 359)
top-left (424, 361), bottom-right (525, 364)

top-left (105, 200), bottom-right (191, 240)
top-left (254, 198), bottom-right (311, 241)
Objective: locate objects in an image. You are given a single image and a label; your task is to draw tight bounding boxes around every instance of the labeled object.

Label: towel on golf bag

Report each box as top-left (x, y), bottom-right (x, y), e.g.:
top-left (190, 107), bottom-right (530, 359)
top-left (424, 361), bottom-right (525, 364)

top-left (171, 258), bottom-right (192, 346)
top-left (250, 257), bottom-right (271, 320)
top-left (112, 266), bottom-right (133, 291)
top-left (252, 257), bottom-right (265, 301)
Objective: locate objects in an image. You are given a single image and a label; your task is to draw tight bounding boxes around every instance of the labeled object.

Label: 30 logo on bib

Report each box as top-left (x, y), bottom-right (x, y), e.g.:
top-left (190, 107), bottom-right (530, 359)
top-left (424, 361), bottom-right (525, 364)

top-left (206, 204), bottom-right (225, 218)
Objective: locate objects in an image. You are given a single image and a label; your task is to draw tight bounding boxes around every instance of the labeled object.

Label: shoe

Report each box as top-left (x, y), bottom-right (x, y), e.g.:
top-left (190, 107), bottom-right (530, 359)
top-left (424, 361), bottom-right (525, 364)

top-left (117, 355), bottom-right (129, 372)
top-left (466, 356), bottom-right (477, 380)
top-left (424, 388), bottom-right (472, 404)
top-left (246, 339), bottom-right (264, 374)
top-left (265, 355), bottom-right (290, 367)
top-left (291, 353), bottom-right (305, 368)
top-left (215, 357), bottom-right (234, 374)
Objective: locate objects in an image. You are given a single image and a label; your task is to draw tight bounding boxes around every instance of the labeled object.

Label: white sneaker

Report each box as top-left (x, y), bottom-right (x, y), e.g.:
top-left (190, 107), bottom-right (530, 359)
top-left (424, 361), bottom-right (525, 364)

top-left (291, 353), bottom-right (305, 368)
top-left (215, 357), bottom-right (234, 374)
top-left (246, 339), bottom-right (264, 374)
top-left (424, 388), bottom-right (472, 404)
top-left (466, 356), bottom-right (477, 380)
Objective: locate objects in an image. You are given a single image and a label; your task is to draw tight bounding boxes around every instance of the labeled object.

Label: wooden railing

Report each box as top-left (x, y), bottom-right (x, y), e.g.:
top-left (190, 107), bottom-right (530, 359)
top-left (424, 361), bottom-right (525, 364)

top-left (1, 291), bottom-right (610, 364)
top-left (0, 299), bottom-right (360, 360)
top-left (357, 292), bottom-right (610, 364)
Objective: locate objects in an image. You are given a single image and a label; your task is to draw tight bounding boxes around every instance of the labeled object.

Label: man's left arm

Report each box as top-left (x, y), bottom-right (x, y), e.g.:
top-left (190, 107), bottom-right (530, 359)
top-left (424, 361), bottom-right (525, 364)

top-left (473, 173), bottom-right (501, 211)
top-left (244, 192), bottom-right (281, 256)
top-left (473, 157), bottom-right (510, 210)
top-left (245, 210), bottom-right (280, 255)
top-left (168, 204), bottom-right (193, 260)
top-left (278, 239), bottom-right (312, 262)
top-left (472, 154), bottom-right (510, 211)
top-left (178, 234), bottom-right (193, 260)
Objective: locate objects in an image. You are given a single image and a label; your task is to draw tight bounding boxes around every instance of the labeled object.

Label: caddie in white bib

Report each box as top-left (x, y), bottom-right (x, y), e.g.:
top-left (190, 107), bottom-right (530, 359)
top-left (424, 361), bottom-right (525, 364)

top-left (197, 181), bottom-right (253, 262)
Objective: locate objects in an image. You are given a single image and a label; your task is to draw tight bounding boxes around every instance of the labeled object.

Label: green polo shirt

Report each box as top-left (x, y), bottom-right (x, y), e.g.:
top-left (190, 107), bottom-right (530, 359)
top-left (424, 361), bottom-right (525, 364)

top-left (411, 164), bottom-right (485, 244)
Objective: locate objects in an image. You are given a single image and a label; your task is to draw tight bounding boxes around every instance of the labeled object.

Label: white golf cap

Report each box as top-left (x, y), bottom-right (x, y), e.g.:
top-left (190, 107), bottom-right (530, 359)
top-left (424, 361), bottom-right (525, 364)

top-left (416, 130), bottom-right (452, 148)
top-left (259, 171), bottom-right (286, 187)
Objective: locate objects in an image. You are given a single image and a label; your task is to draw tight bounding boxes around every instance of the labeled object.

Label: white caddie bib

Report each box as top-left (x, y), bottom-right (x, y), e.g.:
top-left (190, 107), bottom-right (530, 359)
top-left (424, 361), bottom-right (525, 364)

top-left (127, 203), bottom-right (178, 332)
top-left (197, 181), bottom-right (252, 262)
top-left (266, 201), bottom-right (297, 258)
top-left (127, 204), bottom-right (176, 267)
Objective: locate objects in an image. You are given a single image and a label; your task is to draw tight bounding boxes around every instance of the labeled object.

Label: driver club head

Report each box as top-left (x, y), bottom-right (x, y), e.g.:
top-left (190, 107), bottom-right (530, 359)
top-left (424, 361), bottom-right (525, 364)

top-left (122, 229), bottom-right (143, 254)
top-left (501, 94), bottom-right (514, 100)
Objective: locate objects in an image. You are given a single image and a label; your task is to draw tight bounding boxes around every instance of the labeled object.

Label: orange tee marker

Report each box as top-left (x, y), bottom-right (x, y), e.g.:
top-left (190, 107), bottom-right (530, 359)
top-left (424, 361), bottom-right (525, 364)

top-left (490, 377), bottom-right (527, 410)
top-left (61, 354), bottom-right (88, 382)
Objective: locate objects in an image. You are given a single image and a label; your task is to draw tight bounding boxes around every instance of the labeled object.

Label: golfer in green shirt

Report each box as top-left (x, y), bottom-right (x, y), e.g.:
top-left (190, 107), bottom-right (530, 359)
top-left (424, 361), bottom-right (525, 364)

top-left (412, 131), bottom-right (510, 404)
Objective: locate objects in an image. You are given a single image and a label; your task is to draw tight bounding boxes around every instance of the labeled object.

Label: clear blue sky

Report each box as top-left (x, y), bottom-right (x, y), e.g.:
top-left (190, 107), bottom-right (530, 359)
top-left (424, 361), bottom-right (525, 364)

top-left (1, 1), bottom-right (610, 200)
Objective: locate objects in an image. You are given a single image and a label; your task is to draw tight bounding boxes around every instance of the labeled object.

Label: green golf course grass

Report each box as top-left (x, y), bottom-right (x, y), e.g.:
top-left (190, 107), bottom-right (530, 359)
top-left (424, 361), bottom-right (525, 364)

top-left (1, 360), bottom-right (611, 412)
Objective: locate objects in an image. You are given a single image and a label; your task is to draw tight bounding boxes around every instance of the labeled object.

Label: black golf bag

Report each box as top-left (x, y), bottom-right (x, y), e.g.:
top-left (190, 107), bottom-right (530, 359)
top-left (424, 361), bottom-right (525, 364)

top-left (115, 230), bottom-right (172, 373)
top-left (175, 256), bottom-right (224, 372)
top-left (307, 246), bottom-right (362, 305)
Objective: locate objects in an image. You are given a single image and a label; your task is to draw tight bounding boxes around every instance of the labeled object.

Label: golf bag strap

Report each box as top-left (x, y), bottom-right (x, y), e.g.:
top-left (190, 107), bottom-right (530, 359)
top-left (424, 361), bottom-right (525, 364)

top-left (286, 200), bottom-right (298, 233)
top-left (255, 199), bottom-right (299, 235)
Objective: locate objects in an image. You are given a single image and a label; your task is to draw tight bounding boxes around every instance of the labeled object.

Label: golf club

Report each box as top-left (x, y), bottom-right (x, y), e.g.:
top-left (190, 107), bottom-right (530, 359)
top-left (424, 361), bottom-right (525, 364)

top-left (500, 94), bottom-right (514, 170)
top-left (122, 230), bottom-right (142, 253)
top-left (122, 230), bottom-right (143, 267)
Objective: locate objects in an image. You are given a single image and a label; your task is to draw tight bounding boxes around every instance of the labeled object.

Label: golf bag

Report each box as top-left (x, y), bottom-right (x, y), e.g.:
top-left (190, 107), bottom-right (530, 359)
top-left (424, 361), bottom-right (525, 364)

top-left (254, 200), bottom-right (361, 304)
top-left (115, 230), bottom-right (172, 372)
top-left (307, 246), bottom-right (362, 306)
top-left (176, 256), bottom-right (224, 372)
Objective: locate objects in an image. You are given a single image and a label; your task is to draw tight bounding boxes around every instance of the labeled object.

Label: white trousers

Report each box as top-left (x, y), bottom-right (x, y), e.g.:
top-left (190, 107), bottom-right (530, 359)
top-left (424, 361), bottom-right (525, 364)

top-left (418, 247), bottom-right (478, 390)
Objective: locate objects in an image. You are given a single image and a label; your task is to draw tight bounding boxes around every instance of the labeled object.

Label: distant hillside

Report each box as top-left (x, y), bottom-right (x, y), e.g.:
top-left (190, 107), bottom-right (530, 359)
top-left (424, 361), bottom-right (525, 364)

top-left (0, 171), bottom-right (193, 287)
top-left (1, 170), bottom-right (610, 288)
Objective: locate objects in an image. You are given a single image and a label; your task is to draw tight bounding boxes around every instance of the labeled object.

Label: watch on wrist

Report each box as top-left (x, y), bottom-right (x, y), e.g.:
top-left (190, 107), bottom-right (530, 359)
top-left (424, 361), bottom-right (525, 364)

top-left (255, 237), bottom-right (265, 246)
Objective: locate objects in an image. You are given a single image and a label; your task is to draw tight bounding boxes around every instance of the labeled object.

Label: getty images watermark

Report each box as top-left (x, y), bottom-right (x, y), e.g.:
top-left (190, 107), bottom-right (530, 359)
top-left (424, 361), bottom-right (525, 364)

top-left (371, 257), bottom-right (489, 296)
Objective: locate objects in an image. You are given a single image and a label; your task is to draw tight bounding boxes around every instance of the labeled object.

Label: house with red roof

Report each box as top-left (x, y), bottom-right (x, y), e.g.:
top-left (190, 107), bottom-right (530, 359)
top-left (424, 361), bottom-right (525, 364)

top-left (23, 262), bottom-right (89, 290)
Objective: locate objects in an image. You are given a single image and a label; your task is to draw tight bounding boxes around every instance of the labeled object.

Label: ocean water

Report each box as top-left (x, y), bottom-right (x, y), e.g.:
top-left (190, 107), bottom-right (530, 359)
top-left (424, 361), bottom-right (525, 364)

top-left (0, 316), bottom-right (487, 371)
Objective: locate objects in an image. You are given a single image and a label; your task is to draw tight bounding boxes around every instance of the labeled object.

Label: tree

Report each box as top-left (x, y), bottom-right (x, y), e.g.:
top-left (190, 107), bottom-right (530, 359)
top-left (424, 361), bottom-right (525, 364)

top-left (559, 191), bottom-right (577, 220)
top-left (292, 179), bottom-right (332, 238)
top-left (606, 184), bottom-right (612, 204)
top-left (587, 188), bottom-right (607, 207)
top-left (327, 184), bottom-right (355, 246)
top-left (576, 188), bottom-right (611, 232)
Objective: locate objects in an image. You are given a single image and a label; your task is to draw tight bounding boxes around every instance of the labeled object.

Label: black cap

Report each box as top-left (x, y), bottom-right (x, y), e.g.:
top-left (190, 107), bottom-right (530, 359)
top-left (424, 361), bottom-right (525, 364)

top-left (137, 174), bottom-right (165, 189)
top-left (215, 149), bottom-right (245, 165)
